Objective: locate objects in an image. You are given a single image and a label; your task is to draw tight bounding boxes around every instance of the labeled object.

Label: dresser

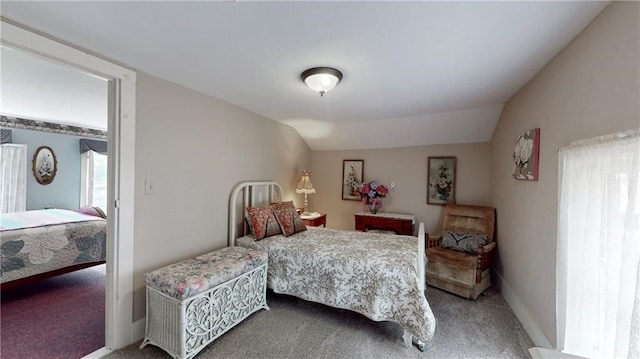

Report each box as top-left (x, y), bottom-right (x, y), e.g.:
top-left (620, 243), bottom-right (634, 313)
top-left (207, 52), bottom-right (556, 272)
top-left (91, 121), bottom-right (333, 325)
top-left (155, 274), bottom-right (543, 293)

top-left (354, 212), bottom-right (416, 235)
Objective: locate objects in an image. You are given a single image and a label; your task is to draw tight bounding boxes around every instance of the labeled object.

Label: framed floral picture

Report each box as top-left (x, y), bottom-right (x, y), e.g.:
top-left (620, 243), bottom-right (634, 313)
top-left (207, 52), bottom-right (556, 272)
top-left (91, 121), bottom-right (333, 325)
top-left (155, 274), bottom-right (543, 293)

top-left (427, 157), bottom-right (456, 205)
top-left (512, 128), bottom-right (540, 181)
top-left (342, 159), bottom-right (364, 200)
top-left (32, 146), bottom-right (57, 185)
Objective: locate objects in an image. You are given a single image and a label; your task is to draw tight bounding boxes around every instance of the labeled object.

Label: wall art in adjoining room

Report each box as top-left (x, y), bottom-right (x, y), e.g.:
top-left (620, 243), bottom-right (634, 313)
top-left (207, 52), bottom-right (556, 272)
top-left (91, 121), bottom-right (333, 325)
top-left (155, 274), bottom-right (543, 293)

top-left (32, 146), bottom-right (57, 185)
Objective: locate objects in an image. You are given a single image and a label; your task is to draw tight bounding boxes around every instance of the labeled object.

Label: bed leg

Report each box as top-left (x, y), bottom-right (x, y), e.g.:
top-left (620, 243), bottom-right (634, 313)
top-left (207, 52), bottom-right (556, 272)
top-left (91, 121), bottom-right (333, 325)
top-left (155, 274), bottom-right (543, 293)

top-left (402, 330), bottom-right (412, 347)
top-left (403, 330), bottom-right (427, 351)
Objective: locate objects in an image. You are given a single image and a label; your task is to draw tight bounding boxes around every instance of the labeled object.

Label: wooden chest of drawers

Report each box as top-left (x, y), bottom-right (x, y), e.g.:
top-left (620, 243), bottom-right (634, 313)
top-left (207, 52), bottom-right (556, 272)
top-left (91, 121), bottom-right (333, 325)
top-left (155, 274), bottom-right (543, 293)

top-left (354, 212), bottom-right (415, 235)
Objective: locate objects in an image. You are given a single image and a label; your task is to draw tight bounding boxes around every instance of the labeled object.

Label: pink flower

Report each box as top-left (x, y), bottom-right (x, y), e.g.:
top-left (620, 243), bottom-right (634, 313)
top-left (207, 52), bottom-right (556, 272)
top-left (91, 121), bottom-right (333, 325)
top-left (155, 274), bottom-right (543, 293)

top-left (190, 278), bottom-right (204, 290)
top-left (356, 180), bottom-right (389, 205)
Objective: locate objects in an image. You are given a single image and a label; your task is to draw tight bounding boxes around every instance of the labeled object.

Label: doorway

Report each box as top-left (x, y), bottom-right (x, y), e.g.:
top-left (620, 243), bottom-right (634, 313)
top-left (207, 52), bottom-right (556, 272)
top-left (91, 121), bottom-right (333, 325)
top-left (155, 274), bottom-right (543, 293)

top-left (0, 43), bottom-right (108, 357)
top-left (1, 19), bottom-right (136, 353)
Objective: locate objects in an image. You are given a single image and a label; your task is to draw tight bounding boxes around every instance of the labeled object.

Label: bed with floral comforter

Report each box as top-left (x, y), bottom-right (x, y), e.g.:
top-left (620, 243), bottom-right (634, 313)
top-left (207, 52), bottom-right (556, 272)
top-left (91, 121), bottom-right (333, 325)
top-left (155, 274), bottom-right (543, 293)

top-left (247, 226), bottom-right (436, 344)
top-left (0, 209), bottom-right (106, 287)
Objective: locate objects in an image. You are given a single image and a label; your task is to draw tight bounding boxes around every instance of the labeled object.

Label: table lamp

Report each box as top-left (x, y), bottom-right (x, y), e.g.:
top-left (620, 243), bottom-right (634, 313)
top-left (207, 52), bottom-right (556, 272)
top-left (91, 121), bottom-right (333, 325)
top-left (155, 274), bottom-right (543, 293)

top-left (295, 170), bottom-right (315, 215)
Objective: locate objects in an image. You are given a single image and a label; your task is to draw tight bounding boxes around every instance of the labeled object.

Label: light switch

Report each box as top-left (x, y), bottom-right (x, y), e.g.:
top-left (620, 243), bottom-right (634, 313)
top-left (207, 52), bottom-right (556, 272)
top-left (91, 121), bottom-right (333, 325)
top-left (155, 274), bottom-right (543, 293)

top-left (145, 179), bottom-right (156, 195)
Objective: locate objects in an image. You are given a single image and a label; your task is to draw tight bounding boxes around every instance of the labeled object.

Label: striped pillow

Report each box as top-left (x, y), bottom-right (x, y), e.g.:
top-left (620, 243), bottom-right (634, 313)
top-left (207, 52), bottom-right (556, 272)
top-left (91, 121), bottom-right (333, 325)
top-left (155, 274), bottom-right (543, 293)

top-left (270, 201), bottom-right (306, 237)
top-left (245, 207), bottom-right (282, 240)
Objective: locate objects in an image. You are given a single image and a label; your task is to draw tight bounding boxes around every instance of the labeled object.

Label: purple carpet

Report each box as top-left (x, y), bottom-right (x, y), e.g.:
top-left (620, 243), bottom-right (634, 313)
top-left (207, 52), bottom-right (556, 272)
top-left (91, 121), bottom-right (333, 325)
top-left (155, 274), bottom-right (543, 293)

top-left (1, 264), bottom-right (105, 359)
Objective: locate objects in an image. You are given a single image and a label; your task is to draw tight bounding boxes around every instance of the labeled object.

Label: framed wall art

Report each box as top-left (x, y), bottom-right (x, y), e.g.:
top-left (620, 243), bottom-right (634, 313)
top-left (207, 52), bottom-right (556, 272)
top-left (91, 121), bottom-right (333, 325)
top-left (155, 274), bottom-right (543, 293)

top-left (427, 156), bottom-right (456, 205)
top-left (342, 159), bottom-right (364, 200)
top-left (512, 128), bottom-right (540, 181)
top-left (32, 146), bottom-right (57, 185)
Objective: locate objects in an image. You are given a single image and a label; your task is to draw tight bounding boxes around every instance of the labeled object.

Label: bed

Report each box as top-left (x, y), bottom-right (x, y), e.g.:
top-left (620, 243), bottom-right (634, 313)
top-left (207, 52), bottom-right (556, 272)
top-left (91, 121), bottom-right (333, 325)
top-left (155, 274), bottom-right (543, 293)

top-left (0, 208), bottom-right (107, 290)
top-left (228, 181), bottom-right (435, 350)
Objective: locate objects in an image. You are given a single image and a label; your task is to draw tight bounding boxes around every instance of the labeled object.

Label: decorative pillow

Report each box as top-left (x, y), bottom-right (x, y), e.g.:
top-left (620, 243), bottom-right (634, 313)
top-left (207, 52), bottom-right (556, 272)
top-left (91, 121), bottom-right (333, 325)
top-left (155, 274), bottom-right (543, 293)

top-left (441, 230), bottom-right (488, 254)
top-left (245, 207), bottom-right (282, 240)
top-left (269, 201), bottom-right (307, 237)
top-left (77, 206), bottom-right (106, 219)
top-left (244, 209), bottom-right (255, 235)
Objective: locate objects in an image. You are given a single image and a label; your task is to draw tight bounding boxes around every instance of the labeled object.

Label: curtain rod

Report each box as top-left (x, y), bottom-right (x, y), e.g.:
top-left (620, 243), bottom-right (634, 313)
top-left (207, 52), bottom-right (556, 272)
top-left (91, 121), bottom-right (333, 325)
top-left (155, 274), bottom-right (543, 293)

top-left (558, 128), bottom-right (639, 152)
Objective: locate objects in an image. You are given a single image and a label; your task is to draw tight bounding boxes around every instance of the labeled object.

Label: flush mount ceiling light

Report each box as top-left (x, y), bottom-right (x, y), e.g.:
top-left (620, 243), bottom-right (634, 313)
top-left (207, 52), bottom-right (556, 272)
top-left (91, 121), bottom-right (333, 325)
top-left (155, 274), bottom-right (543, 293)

top-left (301, 67), bottom-right (343, 97)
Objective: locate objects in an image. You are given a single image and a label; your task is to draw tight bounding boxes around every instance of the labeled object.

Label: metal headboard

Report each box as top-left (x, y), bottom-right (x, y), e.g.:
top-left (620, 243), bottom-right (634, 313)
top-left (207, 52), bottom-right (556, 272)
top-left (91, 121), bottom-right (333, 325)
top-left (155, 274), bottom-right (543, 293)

top-left (228, 181), bottom-right (283, 247)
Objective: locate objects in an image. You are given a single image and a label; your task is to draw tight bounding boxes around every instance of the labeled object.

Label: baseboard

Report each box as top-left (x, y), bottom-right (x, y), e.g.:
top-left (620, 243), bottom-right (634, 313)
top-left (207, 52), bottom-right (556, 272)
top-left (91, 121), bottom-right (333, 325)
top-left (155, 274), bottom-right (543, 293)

top-left (529, 347), bottom-right (587, 359)
top-left (133, 317), bottom-right (146, 343)
top-left (493, 270), bottom-right (553, 349)
top-left (81, 347), bottom-right (112, 359)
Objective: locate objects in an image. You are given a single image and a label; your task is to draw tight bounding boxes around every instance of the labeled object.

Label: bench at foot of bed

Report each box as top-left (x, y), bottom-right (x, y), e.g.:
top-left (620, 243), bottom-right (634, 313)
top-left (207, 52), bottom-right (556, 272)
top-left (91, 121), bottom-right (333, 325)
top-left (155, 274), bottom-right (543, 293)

top-left (140, 247), bottom-right (268, 359)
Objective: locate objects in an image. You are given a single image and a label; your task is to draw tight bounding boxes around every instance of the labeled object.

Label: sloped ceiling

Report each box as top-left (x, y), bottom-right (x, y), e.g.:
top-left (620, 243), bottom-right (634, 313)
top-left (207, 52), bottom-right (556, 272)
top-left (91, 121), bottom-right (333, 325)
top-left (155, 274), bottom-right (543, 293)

top-left (0, 1), bottom-right (609, 149)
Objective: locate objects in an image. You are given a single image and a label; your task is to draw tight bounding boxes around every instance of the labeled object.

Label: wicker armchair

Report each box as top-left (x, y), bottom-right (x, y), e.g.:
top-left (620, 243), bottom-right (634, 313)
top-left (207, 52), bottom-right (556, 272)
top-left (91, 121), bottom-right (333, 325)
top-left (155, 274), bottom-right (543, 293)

top-left (426, 204), bottom-right (496, 299)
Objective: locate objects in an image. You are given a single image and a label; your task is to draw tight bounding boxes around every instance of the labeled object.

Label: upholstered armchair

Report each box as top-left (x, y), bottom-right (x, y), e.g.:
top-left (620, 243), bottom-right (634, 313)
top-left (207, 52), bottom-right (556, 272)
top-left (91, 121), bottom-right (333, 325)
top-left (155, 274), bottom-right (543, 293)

top-left (426, 204), bottom-right (496, 300)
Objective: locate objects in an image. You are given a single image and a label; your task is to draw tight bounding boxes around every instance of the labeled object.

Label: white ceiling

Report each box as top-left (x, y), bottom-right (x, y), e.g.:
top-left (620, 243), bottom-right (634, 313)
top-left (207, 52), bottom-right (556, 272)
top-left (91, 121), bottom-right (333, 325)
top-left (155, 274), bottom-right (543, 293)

top-left (0, 1), bottom-right (609, 150)
top-left (1, 45), bottom-right (109, 130)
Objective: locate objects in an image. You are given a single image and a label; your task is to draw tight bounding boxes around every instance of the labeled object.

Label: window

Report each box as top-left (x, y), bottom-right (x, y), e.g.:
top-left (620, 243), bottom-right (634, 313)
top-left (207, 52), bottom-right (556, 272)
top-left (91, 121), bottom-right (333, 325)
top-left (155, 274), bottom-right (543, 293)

top-left (81, 150), bottom-right (107, 211)
top-left (557, 130), bottom-right (639, 358)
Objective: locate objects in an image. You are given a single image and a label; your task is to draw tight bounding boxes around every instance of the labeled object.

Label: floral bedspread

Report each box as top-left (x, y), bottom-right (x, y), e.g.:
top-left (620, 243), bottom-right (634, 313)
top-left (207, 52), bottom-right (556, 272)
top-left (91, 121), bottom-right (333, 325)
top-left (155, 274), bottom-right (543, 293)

top-left (1, 209), bottom-right (106, 284)
top-left (249, 226), bottom-right (436, 343)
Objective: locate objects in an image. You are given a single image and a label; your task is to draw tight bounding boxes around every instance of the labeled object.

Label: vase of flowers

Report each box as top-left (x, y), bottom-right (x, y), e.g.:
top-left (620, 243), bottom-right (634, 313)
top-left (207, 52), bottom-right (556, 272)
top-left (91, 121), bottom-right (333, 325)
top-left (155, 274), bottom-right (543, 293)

top-left (368, 201), bottom-right (381, 214)
top-left (355, 180), bottom-right (389, 214)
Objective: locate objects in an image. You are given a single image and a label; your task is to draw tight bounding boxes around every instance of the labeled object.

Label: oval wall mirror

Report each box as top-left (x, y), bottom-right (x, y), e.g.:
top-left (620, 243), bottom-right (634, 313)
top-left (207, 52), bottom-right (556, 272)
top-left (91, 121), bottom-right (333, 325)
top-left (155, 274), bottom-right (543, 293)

top-left (32, 146), bottom-right (57, 185)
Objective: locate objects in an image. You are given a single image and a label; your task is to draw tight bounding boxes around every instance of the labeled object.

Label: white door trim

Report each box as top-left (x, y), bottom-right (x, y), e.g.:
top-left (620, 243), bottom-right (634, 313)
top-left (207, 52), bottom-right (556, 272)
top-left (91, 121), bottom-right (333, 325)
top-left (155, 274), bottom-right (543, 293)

top-left (1, 20), bottom-right (136, 350)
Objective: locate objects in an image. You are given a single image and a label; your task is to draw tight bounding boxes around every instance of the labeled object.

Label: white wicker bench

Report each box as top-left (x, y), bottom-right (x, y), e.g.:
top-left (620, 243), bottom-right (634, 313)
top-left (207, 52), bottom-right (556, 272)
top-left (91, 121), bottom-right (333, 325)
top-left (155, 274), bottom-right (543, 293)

top-left (140, 246), bottom-right (269, 359)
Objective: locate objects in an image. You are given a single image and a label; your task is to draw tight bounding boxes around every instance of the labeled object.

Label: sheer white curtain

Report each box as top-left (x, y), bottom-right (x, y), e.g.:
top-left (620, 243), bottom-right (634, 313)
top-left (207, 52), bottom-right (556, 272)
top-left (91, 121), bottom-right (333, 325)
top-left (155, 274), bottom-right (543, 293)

top-left (557, 129), bottom-right (640, 359)
top-left (0, 144), bottom-right (28, 213)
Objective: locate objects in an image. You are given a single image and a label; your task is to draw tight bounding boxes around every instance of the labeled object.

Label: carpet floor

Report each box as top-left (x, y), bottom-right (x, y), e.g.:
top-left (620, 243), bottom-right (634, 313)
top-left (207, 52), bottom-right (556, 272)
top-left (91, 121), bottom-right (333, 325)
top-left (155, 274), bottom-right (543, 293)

top-left (1, 264), bottom-right (106, 359)
top-left (105, 285), bottom-right (534, 359)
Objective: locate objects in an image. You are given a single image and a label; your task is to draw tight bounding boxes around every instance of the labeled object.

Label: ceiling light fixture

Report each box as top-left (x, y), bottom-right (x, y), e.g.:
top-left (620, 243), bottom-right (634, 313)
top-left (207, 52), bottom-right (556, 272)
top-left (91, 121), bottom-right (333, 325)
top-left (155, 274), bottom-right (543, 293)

top-left (301, 67), bottom-right (343, 97)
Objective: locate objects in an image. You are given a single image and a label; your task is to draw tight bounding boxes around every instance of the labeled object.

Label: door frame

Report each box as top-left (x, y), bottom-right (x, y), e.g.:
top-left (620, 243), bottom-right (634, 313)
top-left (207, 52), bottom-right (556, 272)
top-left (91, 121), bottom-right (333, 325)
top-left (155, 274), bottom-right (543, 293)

top-left (1, 20), bottom-right (136, 350)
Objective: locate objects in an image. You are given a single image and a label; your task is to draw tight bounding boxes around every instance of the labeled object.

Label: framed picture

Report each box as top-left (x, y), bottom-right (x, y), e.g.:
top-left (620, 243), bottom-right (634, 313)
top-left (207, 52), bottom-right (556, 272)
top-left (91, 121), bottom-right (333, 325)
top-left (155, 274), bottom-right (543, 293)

top-left (342, 159), bottom-right (364, 200)
top-left (32, 146), bottom-right (57, 185)
top-left (512, 128), bottom-right (540, 181)
top-left (427, 157), bottom-right (456, 205)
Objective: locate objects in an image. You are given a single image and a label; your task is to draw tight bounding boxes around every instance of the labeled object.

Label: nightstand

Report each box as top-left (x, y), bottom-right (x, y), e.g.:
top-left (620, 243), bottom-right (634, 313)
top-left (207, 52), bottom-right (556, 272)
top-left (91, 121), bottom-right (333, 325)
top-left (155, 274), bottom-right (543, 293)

top-left (301, 214), bottom-right (327, 227)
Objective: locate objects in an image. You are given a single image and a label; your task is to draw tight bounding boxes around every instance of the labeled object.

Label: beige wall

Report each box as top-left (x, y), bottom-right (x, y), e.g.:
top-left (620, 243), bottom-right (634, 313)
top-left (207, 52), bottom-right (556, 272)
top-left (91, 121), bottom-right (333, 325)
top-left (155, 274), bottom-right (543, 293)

top-left (132, 72), bottom-right (311, 320)
top-left (310, 143), bottom-right (492, 234)
top-left (490, 1), bottom-right (639, 347)
top-left (124, 0), bottom-right (640, 338)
